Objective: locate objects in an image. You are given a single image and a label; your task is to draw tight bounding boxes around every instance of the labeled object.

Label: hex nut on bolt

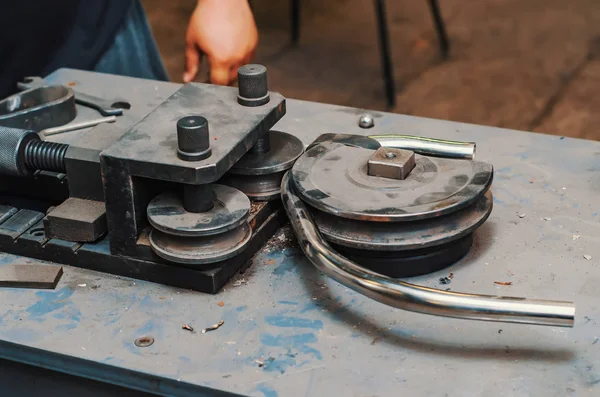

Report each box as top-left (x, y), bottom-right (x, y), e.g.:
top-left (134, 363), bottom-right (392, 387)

top-left (367, 147), bottom-right (416, 180)
top-left (177, 116), bottom-right (212, 161)
top-left (237, 64), bottom-right (270, 107)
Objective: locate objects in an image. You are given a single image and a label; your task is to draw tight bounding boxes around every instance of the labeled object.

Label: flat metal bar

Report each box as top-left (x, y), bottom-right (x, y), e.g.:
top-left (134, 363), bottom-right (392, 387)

top-left (0, 264), bottom-right (63, 289)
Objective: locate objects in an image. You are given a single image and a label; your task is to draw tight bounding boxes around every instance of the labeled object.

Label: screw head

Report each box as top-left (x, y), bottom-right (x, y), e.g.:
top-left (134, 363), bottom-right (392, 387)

top-left (367, 147), bottom-right (416, 180)
top-left (358, 113), bottom-right (375, 129)
top-left (134, 336), bottom-right (155, 347)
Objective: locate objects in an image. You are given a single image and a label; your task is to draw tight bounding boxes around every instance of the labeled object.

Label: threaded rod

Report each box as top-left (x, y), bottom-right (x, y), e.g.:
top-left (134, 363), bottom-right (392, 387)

top-left (24, 140), bottom-right (68, 173)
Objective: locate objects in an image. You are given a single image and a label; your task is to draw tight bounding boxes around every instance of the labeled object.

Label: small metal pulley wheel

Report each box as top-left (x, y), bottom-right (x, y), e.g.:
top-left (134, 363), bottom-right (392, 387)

top-left (229, 130), bottom-right (304, 175)
top-left (223, 130), bottom-right (304, 200)
top-left (147, 184), bottom-right (250, 237)
top-left (220, 171), bottom-right (286, 201)
top-left (149, 222), bottom-right (252, 266)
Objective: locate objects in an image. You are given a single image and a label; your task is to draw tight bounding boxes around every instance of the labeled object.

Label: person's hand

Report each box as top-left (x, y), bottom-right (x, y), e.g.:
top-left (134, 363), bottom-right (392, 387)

top-left (183, 0), bottom-right (258, 85)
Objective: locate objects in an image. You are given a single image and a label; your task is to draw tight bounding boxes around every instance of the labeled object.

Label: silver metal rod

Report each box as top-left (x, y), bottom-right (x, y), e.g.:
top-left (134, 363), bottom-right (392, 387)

top-left (281, 172), bottom-right (575, 327)
top-left (40, 115), bottom-right (117, 137)
top-left (369, 134), bottom-right (476, 160)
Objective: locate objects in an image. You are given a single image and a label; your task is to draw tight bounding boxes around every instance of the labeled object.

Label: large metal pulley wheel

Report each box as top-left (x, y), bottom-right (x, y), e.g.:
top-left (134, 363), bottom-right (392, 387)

top-left (290, 139), bottom-right (494, 277)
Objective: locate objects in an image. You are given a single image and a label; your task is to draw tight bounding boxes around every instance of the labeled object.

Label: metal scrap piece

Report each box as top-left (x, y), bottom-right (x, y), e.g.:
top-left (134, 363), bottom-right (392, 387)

top-left (0, 264), bottom-right (63, 289)
top-left (202, 320), bottom-right (225, 333)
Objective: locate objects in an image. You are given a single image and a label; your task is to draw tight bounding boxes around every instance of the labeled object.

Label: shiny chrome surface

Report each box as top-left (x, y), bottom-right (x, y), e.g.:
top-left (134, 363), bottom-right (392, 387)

top-left (281, 172), bottom-right (575, 327)
top-left (40, 115), bottom-right (116, 137)
top-left (369, 134), bottom-right (476, 160)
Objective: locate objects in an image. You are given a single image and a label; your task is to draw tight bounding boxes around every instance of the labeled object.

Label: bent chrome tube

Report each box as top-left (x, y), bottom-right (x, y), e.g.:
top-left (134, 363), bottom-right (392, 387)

top-left (369, 134), bottom-right (476, 160)
top-left (281, 172), bottom-right (575, 327)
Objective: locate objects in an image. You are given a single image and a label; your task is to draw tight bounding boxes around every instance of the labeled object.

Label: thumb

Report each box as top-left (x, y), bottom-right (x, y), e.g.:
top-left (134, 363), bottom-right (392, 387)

top-left (183, 42), bottom-right (200, 83)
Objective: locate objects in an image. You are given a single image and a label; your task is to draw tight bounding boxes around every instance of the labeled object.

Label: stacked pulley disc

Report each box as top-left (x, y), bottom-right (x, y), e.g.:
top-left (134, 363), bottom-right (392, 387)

top-left (290, 140), bottom-right (494, 277)
top-left (147, 184), bottom-right (252, 266)
top-left (222, 130), bottom-right (304, 201)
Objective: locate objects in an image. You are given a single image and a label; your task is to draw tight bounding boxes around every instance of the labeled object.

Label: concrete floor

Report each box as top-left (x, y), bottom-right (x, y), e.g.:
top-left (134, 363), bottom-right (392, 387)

top-left (143, 0), bottom-right (600, 140)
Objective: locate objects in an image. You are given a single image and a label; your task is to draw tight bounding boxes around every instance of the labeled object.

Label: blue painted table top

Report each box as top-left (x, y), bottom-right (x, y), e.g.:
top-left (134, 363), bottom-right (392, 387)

top-left (1, 70), bottom-right (600, 397)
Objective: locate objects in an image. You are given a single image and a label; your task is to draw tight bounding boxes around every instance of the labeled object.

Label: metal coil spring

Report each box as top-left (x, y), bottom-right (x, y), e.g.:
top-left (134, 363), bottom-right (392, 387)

top-left (24, 140), bottom-right (68, 173)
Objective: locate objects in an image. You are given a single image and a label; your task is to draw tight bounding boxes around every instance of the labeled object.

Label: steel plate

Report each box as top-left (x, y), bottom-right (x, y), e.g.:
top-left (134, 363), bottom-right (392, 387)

top-left (148, 222), bottom-right (252, 265)
top-left (292, 141), bottom-right (493, 222)
top-left (314, 190), bottom-right (492, 251)
top-left (229, 130), bottom-right (304, 175)
top-left (147, 184), bottom-right (250, 237)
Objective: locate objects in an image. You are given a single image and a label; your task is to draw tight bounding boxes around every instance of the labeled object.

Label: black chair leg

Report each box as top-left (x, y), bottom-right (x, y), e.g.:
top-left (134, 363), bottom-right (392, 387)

top-left (374, 0), bottom-right (395, 108)
top-left (291, 0), bottom-right (300, 44)
top-left (427, 0), bottom-right (450, 58)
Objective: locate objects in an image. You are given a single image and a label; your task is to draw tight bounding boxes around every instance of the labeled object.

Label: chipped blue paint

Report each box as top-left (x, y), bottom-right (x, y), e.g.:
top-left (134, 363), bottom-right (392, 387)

top-left (299, 301), bottom-right (319, 314)
top-left (236, 305), bottom-right (247, 312)
top-left (24, 286), bottom-right (81, 330)
top-left (26, 287), bottom-right (75, 318)
top-left (122, 340), bottom-right (145, 356)
top-left (260, 333), bottom-right (322, 360)
top-left (262, 355), bottom-right (305, 374)
top-left (2, 328), bottom-right (41, 343)
top-left (277, 300), bottom-right (298, 305)
top-left (0, 256), bottom-right (15, 264)
top-left (135, 318), bottom-right (164, 338)
top-left (593, 212), bottom-right (599, 217)
top-left (272, 259), bottom-right (295, 276)
top-left (255, 383), bottom-right (279, 397)
top-left (102, 356), bottom-right (125, 366)
top-left (265, 316), bottom-right (323, 330)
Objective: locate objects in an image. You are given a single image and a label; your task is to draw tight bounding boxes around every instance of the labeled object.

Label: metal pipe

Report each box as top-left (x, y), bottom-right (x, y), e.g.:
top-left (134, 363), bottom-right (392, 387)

top-left (281, 172), bottom-right (575, 327)
top-left (369, 134), bottom-right (476, 160)
top-left (40, 115), bottom-right (116, 137)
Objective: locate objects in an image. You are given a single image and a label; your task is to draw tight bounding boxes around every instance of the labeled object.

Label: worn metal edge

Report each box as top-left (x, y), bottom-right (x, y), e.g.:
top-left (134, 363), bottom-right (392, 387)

top-left (0, 340), bottom-right (242, 397)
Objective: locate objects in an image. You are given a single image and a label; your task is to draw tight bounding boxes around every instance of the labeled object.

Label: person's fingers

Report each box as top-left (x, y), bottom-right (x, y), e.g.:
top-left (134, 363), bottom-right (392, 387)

top-left (243, 48), bottom-right (255, 65)
top-left (183, 42), bottom-right (200, 83)
top-left (228, 68), bottom-right (237, 84)
top-left (228, 50), bottom-right (254, 85)
top-left (210, 63), bottom-right (230, 85)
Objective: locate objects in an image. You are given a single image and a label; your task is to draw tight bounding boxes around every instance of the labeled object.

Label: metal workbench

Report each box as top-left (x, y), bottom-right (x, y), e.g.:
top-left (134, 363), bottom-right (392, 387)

top-left (0, 69), bottom-right (599, 396)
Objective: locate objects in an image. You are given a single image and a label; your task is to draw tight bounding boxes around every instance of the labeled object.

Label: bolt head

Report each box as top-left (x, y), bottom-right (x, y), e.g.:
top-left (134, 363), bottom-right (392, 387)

top-left (134, 336), bottom-right (155, 347)
top-left (238, 64), bottom-right (269, 106)
top-left (358, 113), bottom-right (375, 129)
top-left (367, 147), bottom-right (416, 180)
top-left (177, 116), bottom-right (211, 161)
